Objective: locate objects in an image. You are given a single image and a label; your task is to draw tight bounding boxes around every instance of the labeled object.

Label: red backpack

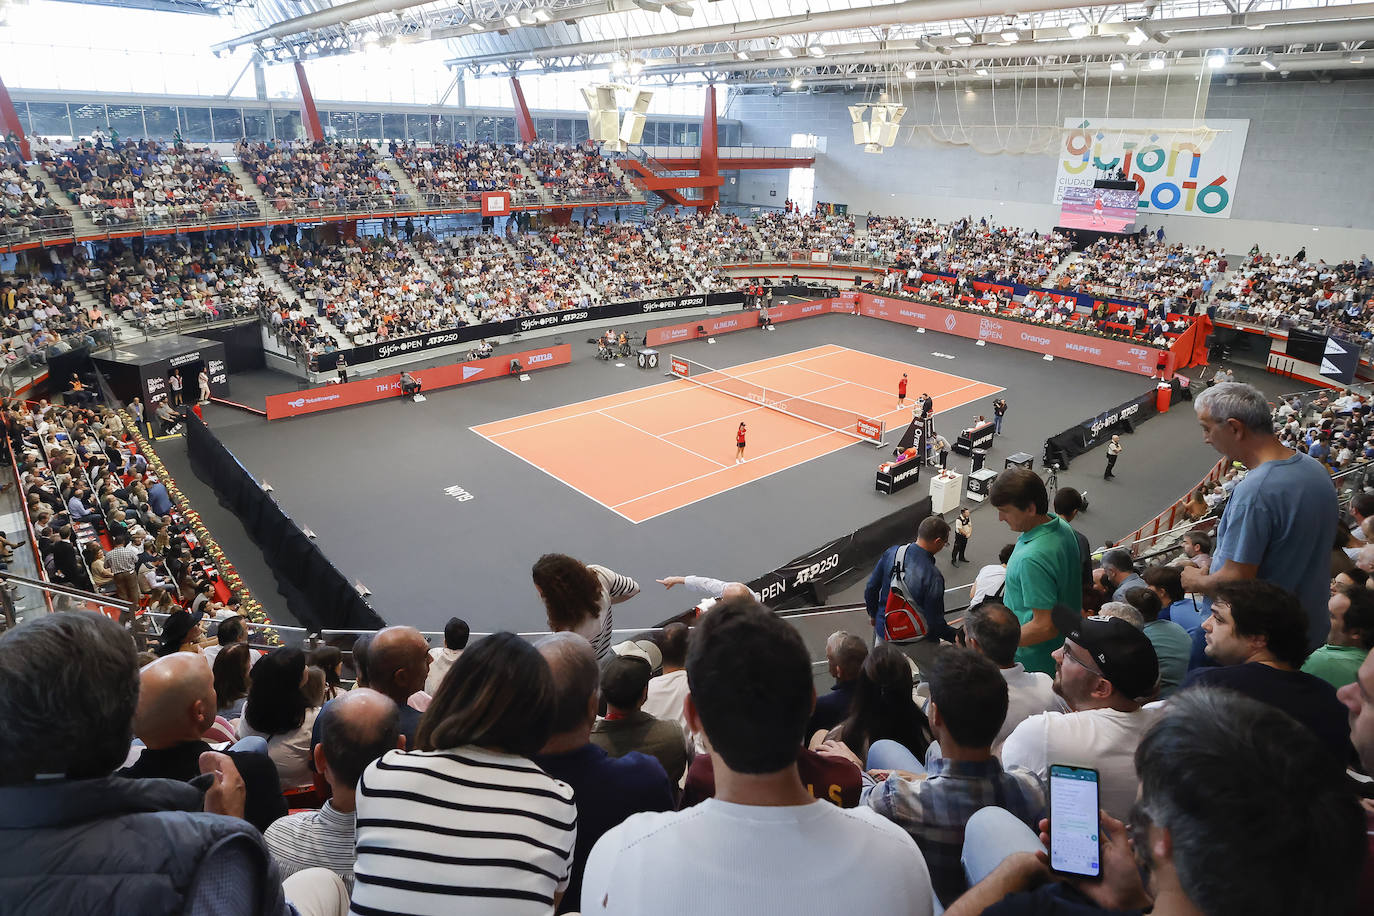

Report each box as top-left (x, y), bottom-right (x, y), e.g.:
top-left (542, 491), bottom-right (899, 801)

top-left (883, 544), bottom-right (931, 643)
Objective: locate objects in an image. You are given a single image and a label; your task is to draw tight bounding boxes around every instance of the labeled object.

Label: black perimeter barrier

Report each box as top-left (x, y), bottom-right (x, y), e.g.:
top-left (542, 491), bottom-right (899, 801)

top-left (660, 494), bottom-right (934, 624)
top-left (184, 412), bottom-right (386, 633)
top-left (1043, 378), bottom-right (1191, 469)
top-left (311, 291), bottom-right (746, 372)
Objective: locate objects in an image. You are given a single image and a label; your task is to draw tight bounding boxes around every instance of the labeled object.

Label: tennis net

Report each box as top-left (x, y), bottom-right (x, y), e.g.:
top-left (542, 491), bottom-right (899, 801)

top-left (668, 354), bottom-right (885, 445)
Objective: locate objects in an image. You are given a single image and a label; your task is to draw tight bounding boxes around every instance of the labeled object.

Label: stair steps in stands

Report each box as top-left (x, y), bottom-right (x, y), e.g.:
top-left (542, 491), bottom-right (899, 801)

top-left (379, 159), bottom-right (423, 209)
top-left (28, 163), bottom-right (99, 236)
top-left (254, 255), bottom-right (351, 351)
top-left (225, 159), bottom-right (275, 217)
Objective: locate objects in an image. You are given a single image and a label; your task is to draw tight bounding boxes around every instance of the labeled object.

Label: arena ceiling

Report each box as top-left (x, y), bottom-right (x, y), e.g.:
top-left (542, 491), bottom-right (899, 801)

top-left (134, 0), bottom-right (1374, 88)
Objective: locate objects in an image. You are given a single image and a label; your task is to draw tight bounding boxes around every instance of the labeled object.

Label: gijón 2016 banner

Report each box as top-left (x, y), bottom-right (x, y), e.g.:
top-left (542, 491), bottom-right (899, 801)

top-left (1053, 118), bottom-right (1251, 220)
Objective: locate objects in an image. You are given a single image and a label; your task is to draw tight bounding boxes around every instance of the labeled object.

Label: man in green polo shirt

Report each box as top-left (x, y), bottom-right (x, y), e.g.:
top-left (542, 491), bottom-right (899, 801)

top-left (1302, 586), bottom-right (1374, 689)
top-left (990, 468), bottom-right (1083, 675)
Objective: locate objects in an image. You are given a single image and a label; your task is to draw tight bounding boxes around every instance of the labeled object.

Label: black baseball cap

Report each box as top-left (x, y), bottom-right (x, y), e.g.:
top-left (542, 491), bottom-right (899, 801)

top-left (1052, 604), bottom-right (1159, 700)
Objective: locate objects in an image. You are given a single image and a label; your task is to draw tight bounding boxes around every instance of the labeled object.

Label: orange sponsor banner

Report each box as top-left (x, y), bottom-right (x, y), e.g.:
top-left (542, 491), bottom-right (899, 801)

top-left (645, 311), bottom-right (759, 347)
top-left (265, 344), bottom-right (571, 420)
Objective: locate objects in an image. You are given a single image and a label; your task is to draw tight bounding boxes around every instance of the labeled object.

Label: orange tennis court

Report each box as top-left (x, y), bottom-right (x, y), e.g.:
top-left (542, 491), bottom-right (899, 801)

top-left (471, 344), bottom-right (1003, 523)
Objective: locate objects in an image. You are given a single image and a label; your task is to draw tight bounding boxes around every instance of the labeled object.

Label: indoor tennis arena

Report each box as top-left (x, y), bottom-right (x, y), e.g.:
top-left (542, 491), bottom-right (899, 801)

top-left (2, 0), bottom-right (1372, 911)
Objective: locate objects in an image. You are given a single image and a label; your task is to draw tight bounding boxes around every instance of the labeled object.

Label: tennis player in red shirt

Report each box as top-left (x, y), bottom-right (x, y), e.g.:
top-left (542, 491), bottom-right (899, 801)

top-left (735, 422), bottom-right (747, 464)
top-left (896, 373), bottom-right (908, 410)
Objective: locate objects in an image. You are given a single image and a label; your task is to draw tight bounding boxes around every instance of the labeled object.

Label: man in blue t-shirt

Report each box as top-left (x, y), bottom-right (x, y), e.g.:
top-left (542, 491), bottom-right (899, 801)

top-left (1182, 383), bottom-right (1337, 650)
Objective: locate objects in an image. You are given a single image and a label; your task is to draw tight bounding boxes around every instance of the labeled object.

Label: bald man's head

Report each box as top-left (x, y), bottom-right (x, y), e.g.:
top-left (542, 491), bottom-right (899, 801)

top-left (537, 632), bottom-right (599, 736)
top-left (134, 652), bottom-right (217, 749)
top-left (369, 626), bottom-right (431, 704)
top-left (316, 687), bottom-right (402, 792)
top-left (720, 582), bottom-right (754, 603)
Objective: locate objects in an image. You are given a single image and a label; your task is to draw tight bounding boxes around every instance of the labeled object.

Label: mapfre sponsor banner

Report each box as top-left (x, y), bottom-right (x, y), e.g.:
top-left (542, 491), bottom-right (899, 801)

top-left (266, 345), bottom-right (571, 420)
top-left (645, 310), bottom-right (759, 347)
top-left (1053, 118), bottom-right (1251, 219)
top-left (768, 298), bottom-right (837, 324)
top-left (853, 293), bottom-right (1164, 377)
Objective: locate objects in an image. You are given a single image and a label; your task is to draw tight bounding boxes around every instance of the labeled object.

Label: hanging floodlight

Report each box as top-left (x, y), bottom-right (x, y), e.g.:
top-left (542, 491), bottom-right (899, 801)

top-left (849, 102), bottom-right (907, 154)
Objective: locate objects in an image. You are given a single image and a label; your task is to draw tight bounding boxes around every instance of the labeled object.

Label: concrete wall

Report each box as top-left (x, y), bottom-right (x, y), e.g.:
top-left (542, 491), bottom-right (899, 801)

top-left (730, 77), bottom-right (1374, 260)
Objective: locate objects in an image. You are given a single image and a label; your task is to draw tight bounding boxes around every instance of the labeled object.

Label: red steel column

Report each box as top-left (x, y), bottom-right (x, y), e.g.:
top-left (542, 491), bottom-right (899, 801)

top-left (509, 77), bottom-right (537, 143)
top-left (698, 83), bottom-right (719, 210)
top-left (294, 61), bottom-right (324, 142)
top-left (0, 73), bottom-right (31, 160)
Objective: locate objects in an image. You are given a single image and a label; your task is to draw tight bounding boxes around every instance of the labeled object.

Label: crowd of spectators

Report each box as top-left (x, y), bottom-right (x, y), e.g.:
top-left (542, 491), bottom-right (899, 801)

top-left (391, 140), bottom-right (539, 208)
top-left (238, 140), bottom-right (399, 215)
top-left (0, 260), bottom-right (110, 367)
top-left (524, 141), bottom-right (633, 204)
top-left (44, 137), bottom-right (257, 227)
top-left (2, 149), bottom-right (72, 240)
top-left (1058, 236), bottom-right (1225, 309)
top-left (88, 236), bottom-right (269, 330)
top-left (1275, 386), bottom-right (1374, 474)
top-left (1213, 248), bottom-right (1374, 338)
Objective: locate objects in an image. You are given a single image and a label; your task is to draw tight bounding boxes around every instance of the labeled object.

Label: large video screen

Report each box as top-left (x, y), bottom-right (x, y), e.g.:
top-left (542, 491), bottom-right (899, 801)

top-left (1059, 186), bottom-right (1140, 233)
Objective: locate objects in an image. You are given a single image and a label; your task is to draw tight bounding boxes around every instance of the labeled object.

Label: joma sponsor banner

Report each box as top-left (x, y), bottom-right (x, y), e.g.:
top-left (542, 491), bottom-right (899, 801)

top-left (266, 345), bottom-right (571, 420)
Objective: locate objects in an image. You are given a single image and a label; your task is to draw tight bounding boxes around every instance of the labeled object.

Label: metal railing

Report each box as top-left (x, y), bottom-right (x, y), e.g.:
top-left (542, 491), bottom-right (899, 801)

top-left (0, 571), bottom-right (133, 632)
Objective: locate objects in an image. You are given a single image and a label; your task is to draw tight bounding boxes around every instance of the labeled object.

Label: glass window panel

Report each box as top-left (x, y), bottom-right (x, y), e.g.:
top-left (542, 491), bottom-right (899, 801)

top-left (327, 111), bottom-right (356, 141)
top-left (496, 117), bottom-right (515, 142)
top-left (69, 103), bottom-right (107, 139)
top-left (356, 111), bottom-right (381, 141)
top-left (555, 118), bottom-right (571, 143)
top-left (406, 113), bottom-right (431, 142)
top-left (210, 107), bottom-right (243, 141)
top-left (107, 104), bottom-right (146, 139)
top-left (142, 105), bottom-right (178, 140)
top-left (723, 123), bottom-right (739, 147)
top-left (572, 118), bottom-right (589, 144)
top-left (475, 116), bottom-right (497, 142)
top-left (273, 110), bottom-right (302, 142)
top-left (382, 113), bottom-right (405, 140)
top-left (179, 107), bottom-right (212, 142)
top-left (430, 114), bottom-right (453, 143)
top-left (241, 110), bottom-right (268, 140)
top-left (453, 115), bottom-right (470, 141)
top-left (26, 102), bottom-right (70, 139)
top-left (534, 118), bottom-right (554, 141)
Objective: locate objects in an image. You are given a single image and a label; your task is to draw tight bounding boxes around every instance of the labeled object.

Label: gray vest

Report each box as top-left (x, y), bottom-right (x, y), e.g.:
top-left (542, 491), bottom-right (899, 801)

top-left (0, 775), bottom-right (288, 916)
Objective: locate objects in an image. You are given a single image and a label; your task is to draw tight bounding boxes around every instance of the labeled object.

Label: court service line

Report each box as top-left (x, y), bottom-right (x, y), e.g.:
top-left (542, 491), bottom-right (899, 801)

top-left (597, 410), bottom-right (729, 468)
top-left (830, 344), bottom-right (997, 388)
top-left (480, 345), bottom-right (849, 439)
top-left (784, 361), bottom-right (997, 404)
top-left (656, 380), bottom-right (852, 438)
top-left (611, 427), bottom-right (841, 512)
top-left (473, 434), bottom-right (639, 525)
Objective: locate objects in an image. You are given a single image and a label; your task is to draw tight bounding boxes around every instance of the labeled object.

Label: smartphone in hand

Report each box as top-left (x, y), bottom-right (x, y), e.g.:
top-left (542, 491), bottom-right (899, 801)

top-left (1048, 764), bottom-right (1101, 879)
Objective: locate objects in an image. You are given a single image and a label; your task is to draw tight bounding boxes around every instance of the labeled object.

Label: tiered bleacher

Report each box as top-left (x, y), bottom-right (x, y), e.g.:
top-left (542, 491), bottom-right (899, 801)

top-left (238, 139), bottom-right (401, 214)
top-left (390, 139), bottom-right (540, 208)
top-left (524, 141), bottom-right (633, 204)
top-left (1, 149), bottom-right (72, 240)
top-left (89, 237), bottom-right (271, 331)
top-left (1215, 250), bottom-right (1374, 337)
top-left (44, 138), bottom-right (258, 227)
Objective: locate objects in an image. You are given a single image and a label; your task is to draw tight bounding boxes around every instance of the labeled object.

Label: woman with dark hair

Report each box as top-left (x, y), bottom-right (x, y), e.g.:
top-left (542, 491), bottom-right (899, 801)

top-left (815, 643), bottom-right (931, 762)
top-left (213, 642), bottom-right (252, 720)
top-left (351, 632), bottom-right (577, 914)
top-left (235, 646), bottom-right (320, 788)
top-left (307, 645), bottom-right (344, 700)
top-left (532, 552), bottom-right (640, 661)
top-left (154, 609), bottom-right (206, 658)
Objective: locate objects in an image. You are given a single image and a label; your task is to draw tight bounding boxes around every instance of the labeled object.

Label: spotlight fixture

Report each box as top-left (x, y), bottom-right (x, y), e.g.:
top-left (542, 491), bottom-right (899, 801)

top-left (518, 11), bottom-right (537, 25)
top-left (1148, 56), bottom-right (1165, 70)
top-left (777, 45), bottom-right (794, 58)
top-left (504, 13), bottom-right (521, 27)
top-left (533, 9), bottom-right (551, 22)
top-left (904, 66), bottom-right (917, 78)
top-left (954, 34), bottom-right (974, 45)
top-left (1207, 51), bottom-right (1227, 68)
top-left (611, 58), bottom-right (628, 75)
top-left (628, 58), bottom-right (644, 75)
top-left (1110, 59), bottom-right (1125, 72)
top-left (1260, 54), bottom-right (1277, 71)
top-left (807, 44), bottom-right (825, 57)
top-left (1068, 22), bottom-right (1091, 39)
top-left (1000, 29), bottom-right (1019, 43)
top-left (790, 77), bottom-right (802, 88)
top-left (468, 21), bottom-right (485, 31)
top-left (975, 67), bottom-right (989, 76)
top-left (1125, 26), bottom-right (1148, 46)
top-left (735, 50), bottom-right (750, 60)
top-left (1349, 52), bottom-right (1367, 64)
top-left (666, 1), bottom-right (695, 15)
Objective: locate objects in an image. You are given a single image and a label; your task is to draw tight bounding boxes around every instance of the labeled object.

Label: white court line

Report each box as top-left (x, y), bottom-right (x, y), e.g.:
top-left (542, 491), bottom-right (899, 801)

top-left (657, 381), bottom-right (851, 437)
top-left (829, 343), bottom-right (998, 389)
top-left (597, 410), bottom-right (729, 468)
top-left (472, 432), bottom-right (639, 524)
top-left (479, 344), bottom-right (844, 439)
top-left (612, 428), bottom-right (840, 513)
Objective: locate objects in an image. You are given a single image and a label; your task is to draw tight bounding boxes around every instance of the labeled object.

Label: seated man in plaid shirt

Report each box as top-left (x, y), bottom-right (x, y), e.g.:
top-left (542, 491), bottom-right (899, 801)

top-left (858, 647), bottom-right (1046, 908)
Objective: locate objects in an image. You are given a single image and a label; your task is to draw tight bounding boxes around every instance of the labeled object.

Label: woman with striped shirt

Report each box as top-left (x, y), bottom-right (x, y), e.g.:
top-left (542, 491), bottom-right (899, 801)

top-left (533, 553), bottom-right (640, 661)
top-left (351, 632), bottom-right (577, 916)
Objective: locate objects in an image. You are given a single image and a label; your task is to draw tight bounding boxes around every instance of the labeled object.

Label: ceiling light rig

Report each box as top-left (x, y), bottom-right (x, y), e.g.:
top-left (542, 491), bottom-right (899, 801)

top-left (849, 102), bottom-right (907, 153)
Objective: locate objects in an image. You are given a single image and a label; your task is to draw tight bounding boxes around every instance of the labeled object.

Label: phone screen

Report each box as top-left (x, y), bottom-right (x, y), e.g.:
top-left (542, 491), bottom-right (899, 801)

top-left (1049, 764), bottom-right (1101, 878)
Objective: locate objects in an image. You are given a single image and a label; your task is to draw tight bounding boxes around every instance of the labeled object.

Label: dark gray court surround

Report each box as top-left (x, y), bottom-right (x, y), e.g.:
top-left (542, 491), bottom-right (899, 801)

top-left (192, 313), bottom-right (1246, 635)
